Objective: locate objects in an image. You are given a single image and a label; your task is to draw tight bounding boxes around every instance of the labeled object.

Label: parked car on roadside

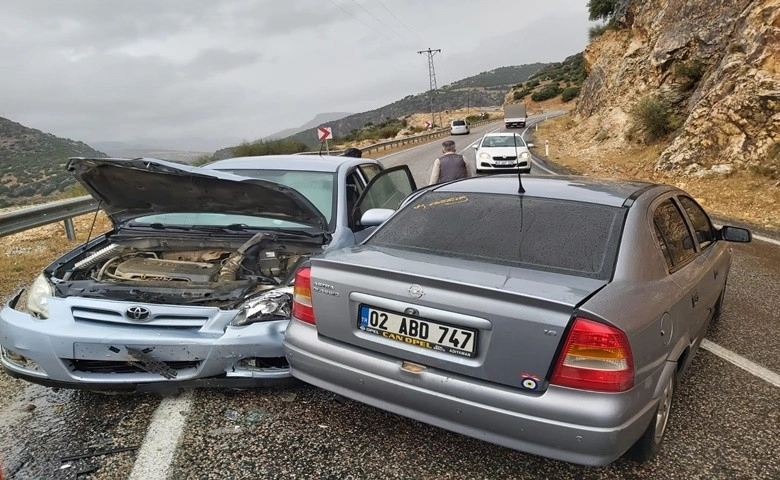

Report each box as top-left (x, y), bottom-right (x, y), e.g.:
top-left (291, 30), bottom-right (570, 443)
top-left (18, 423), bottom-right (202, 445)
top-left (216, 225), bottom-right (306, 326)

top-left (0, 155), bottom-right (415, 393)
top-left (449, 119), bottom-right (470, 135)
top-left (283, 174), bottom-right (751, 466)
top-left (473, 132), bottom-right (533, 174)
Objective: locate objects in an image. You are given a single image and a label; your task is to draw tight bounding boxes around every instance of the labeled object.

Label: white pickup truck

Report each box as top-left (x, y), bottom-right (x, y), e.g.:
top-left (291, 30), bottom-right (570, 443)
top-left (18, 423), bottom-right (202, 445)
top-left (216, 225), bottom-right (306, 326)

top-left (504, 103), bottom-right (527, 128)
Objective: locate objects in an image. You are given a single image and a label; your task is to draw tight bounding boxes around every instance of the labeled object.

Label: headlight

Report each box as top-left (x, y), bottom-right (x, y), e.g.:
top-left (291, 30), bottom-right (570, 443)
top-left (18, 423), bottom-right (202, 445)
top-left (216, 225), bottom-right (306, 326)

top-left (27, 274), bottom-right (54, 319)
top-left (520, 151), bottom-right (530, 159)
top-left (479, 152), bottom-right (491, 159)
top-left (230, 287), bottom-right (293, 327)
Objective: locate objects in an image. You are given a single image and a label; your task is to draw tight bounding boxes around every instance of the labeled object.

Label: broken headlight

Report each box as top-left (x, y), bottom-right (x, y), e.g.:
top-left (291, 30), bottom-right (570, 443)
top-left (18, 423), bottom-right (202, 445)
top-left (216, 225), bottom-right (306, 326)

top-left (26, 274), bottom-right (54, 319)
top-left (230, 287), bottom-right (293, 327)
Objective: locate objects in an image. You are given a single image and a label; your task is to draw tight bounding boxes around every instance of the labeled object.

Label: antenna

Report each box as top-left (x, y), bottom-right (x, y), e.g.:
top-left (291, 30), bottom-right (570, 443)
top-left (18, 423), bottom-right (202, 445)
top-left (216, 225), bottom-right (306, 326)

top-left (418, 48), bottom-right (441, 128)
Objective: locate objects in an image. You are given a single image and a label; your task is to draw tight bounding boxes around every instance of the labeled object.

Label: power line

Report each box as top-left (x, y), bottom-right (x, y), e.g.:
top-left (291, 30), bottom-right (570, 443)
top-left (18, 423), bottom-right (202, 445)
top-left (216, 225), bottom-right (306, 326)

top-left (349, 0), bottom-right (410, 46)
top-left (374, 0), bottom-right (424, 44)
top-left (327, 0), bottom-right (401, 46)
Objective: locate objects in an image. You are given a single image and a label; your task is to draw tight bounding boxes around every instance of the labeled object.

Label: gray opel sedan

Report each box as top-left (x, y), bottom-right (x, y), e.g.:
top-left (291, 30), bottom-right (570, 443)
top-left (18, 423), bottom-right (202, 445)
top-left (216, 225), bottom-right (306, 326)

top-left (283, 174), bottom-right (751, 466)
top-left (0, 155), bottom-right (415, 392)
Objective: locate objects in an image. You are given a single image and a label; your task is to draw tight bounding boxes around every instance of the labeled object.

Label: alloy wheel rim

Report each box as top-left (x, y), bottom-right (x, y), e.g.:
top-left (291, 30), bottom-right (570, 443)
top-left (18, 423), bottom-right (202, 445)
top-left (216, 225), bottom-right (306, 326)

top-left (653, 377), bottom-right (674, 444)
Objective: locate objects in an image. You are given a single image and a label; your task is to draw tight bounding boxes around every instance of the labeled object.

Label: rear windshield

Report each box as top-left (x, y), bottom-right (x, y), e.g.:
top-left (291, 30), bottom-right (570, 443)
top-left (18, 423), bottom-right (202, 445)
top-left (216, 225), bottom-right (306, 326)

top-left (452, 120), bottom-right (466, 126)
top-left (366, 192), bottom-right (625, 280)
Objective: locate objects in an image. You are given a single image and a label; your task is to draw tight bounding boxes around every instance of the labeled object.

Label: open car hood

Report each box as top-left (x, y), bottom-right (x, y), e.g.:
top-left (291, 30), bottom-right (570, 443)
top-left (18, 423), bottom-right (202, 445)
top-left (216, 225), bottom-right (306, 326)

top-left (67, 157), bottom-right (328, 229)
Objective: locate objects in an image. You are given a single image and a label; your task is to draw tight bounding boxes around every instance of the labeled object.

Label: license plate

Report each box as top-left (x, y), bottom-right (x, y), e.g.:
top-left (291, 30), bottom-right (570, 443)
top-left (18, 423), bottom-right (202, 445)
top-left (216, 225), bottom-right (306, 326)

top-left (358, 305), bottom-right (477, 357)
top-left (495, 160), bottom-right (515, 166)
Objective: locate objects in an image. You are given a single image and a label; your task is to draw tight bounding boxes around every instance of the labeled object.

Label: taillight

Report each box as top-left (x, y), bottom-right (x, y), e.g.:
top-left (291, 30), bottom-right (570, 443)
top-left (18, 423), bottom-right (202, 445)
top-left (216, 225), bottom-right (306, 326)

top-left (292, 267), bottom-right (315, 324)
top-left (550, 317), bottom-right (634, 392)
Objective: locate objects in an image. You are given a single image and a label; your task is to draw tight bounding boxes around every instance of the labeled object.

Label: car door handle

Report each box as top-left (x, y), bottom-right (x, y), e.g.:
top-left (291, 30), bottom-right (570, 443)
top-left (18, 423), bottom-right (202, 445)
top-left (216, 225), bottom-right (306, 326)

top-left (691, 292), bottom-right (700, 308)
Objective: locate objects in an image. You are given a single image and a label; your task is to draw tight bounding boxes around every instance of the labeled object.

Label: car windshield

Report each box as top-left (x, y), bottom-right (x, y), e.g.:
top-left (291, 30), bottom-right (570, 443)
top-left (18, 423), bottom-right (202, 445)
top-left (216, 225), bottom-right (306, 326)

top-left (366, 192), bottom-right (625, 280)
top-left (482, 136), bottom-right (523, 148)
top-left (452, 121), bottom-right (466, 126)
top-left (213, 169), bottom-right (336, 225)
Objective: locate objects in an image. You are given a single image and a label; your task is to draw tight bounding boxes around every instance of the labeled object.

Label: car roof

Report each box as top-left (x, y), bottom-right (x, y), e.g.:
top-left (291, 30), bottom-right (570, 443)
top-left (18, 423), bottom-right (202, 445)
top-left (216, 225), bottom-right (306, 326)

top-left (432, 175), bottom-right (661, 207)
top-left (483, 132), bottom-right (521, 137)
top-left (205, 154), bottom-right (377, 173)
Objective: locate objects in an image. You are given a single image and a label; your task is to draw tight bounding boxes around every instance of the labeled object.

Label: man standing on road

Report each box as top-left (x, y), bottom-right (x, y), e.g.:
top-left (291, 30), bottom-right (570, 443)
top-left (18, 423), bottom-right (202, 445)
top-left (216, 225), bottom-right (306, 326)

top-left (429, 139), bottom-right (474, 185)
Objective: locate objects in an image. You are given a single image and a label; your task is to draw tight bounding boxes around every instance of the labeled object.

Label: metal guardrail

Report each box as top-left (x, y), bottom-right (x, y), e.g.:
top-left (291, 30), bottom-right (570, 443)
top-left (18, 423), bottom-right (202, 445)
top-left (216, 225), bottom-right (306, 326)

top-left (0, 118), bottom-right (498, 240)
top-left (0, 197), bottom-right (100, 240)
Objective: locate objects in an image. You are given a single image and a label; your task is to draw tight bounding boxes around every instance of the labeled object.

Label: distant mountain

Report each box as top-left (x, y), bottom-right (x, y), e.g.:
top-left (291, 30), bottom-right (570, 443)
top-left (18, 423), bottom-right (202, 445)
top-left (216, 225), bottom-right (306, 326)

top-left (264, 112), bottom-right (353, 140)
top-left (0, 117), bottom-right (107, 208)
top-left (280, 63), bottom-right (546, 149)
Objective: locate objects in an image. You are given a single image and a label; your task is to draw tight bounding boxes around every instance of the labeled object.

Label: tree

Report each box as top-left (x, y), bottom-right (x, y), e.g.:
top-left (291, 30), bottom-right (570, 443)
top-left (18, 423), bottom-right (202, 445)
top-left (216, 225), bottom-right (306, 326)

top-left (588, 0), bottom-right (617, 21)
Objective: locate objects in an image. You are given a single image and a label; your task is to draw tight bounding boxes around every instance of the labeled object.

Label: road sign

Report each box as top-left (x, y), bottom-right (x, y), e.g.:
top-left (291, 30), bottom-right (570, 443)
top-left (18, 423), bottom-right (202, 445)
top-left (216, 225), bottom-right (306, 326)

top-left (424, 121), bottom-right (431, 129)
top-left (317, 126), bottom-right (332, 141)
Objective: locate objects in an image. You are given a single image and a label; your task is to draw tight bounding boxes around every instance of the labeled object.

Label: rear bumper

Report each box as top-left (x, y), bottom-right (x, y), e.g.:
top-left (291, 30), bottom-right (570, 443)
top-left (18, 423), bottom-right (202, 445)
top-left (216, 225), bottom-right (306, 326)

top-left (284, 320), bottom-right (658, 466)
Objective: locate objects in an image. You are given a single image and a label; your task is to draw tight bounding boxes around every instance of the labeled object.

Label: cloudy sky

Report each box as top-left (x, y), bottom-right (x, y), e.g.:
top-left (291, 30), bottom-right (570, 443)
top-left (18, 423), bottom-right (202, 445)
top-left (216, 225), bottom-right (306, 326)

top-left (0, 1), bottom-right (592, 152)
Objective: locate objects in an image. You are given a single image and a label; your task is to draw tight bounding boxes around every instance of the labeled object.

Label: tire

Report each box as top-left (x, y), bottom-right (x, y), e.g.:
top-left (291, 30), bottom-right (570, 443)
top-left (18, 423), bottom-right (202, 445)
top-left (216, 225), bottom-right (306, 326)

top-left (628, 374), bottom-right (675, 462)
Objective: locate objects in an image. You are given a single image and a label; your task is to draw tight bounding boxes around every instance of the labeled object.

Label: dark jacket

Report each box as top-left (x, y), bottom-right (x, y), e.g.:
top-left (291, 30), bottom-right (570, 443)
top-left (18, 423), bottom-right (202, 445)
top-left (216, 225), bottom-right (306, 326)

top-left (437, 153), bottom-right (468, 182)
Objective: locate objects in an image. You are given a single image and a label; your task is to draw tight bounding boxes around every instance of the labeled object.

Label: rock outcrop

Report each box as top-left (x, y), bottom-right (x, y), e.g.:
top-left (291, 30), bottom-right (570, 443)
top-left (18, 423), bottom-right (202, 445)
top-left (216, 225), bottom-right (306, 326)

top-left (577, 0), bottom-right (779, 177)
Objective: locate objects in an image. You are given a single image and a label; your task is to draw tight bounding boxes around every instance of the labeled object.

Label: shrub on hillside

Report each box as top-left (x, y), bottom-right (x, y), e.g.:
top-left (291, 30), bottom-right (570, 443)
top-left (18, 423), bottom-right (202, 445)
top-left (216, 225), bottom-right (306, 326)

top-left (561, 87), bottom-right (581, 102)
top-left (531, 84), bottom-right (563, 102)
top-left (630, 95), bottom-right (682, 142)
top-left (674, 60), bottom-right (706, 91)
top-left (233, 138), bottom-right (309, 157)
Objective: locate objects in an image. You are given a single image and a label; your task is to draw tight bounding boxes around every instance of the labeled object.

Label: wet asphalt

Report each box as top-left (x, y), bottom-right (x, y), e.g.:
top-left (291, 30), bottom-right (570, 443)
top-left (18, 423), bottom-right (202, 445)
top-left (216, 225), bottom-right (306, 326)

top-left (1, 120), bottom-right (778, 479)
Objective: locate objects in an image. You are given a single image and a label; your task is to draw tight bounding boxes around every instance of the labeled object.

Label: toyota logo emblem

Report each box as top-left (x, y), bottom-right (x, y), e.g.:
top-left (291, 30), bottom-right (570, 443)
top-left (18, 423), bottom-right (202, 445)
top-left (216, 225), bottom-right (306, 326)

top-left (407, 284), bottom-right (424, 299)
top-left (125, 306), bottom-right (151, 321)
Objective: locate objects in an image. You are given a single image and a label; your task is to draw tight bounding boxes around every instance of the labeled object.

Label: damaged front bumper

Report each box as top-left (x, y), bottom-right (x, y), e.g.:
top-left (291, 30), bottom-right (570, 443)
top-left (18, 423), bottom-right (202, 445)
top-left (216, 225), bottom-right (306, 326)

top-left (0, 290), bottom-right (295, 393)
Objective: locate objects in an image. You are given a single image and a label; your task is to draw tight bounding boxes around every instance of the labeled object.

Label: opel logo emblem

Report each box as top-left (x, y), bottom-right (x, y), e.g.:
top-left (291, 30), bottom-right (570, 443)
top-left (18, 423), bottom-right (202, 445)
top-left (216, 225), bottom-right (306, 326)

top-left (125, 306), bottom-right (151, 321)
top-left (407, 284), bottom-right (424, 299)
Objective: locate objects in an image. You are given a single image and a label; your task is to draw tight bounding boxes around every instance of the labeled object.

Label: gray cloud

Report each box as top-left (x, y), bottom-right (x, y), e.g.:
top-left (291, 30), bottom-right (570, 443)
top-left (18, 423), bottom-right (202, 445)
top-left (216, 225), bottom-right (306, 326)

top-left (0, 0), bottom-right (592, 151)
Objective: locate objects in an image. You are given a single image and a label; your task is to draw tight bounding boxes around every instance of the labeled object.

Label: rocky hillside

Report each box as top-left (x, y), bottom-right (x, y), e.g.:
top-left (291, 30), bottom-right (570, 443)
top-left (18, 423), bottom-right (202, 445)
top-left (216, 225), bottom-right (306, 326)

top-left (0, 117), bottom-right (106, 208)
top-left (576, 0), bottom-right (778, 178)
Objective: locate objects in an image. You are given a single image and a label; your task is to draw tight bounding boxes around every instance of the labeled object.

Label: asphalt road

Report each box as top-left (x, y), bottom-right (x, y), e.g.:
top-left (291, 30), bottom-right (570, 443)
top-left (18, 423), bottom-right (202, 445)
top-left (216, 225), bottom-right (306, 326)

top-left (1, 116), bottom-right (778, 479)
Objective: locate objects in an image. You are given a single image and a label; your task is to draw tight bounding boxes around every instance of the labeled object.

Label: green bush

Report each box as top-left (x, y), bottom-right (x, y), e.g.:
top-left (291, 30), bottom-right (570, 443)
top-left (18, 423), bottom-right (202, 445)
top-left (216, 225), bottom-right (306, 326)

top-left (674, 60), bottom-right (706, 91)
top-left (631, 95), bottom-right (681, 142)
top-left (588, 0), bottom-right (617, 21)
top-left (561, 87), bottom-right (581, 102)
top-left (513, 89), bottom-right (530, 100)
top-left (531, 84), bottom-right (563, 102)
top-left (232, 138), bottom-right (309, 157)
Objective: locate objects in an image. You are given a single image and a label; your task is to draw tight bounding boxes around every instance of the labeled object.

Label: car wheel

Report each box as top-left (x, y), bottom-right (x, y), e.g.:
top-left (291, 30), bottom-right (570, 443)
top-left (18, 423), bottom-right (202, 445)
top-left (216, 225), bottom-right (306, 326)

top-left (628, 373), bottom-right (675, 462)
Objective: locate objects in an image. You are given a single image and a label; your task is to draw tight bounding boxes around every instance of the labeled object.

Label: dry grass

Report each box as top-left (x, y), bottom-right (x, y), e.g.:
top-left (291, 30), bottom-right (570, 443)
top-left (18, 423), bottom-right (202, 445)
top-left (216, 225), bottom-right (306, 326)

top-left (533, 115), bottom-right (780, 230)
top-left (0, 212), bottom-right (112, 300)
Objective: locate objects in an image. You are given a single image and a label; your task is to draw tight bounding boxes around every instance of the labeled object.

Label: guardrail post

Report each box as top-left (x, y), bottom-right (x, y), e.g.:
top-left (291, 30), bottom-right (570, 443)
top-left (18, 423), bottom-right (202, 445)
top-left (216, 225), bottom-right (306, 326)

top-left (63, 219), bottom-right (76, 240)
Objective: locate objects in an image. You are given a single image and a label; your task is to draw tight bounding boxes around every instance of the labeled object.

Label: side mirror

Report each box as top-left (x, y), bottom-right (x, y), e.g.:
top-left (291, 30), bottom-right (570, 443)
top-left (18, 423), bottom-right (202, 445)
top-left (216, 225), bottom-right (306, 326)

top-left (719, 226), bottom-right (751, 243)
top-left (526, 142), bottom-right (535, 148)
top-left (472, 144), bottom-right (479, 150)
top-left (360, 208), bottom-right (395, 227)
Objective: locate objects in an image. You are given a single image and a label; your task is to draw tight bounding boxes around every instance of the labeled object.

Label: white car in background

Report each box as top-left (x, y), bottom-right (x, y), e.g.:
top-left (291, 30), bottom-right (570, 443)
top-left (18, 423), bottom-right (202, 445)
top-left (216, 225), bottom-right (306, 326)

top-left (473, 132), bottom-right (533, 174)
top-left (449, 119), bottom-right (470, 135)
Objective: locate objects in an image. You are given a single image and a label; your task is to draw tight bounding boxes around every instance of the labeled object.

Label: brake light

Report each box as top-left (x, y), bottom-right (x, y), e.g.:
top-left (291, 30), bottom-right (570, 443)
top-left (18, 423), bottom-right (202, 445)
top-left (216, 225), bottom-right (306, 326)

top-left (550, 317), bottom-right (634, 392)
top-left (292, 267), bottom-right (315, 324)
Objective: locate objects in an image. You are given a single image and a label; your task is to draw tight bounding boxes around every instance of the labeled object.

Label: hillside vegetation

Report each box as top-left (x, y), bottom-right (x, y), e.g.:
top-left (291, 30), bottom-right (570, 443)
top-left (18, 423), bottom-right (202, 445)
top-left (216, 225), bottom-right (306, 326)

top-left (508, 53), bottom-right (585, 105)
top-left (0, 117), bottom-right (106, 208)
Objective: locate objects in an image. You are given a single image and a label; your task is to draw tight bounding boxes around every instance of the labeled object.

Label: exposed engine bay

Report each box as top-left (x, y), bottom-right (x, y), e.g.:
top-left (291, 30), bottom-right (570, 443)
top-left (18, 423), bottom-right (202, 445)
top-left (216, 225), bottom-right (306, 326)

top-left (49, 232), bottom-right (323, 307)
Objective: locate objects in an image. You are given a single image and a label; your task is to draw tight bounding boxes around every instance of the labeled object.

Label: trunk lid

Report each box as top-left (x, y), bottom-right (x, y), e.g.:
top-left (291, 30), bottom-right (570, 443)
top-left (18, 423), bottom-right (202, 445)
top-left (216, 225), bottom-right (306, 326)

top-left (308, 246), bottom-right (607, 392)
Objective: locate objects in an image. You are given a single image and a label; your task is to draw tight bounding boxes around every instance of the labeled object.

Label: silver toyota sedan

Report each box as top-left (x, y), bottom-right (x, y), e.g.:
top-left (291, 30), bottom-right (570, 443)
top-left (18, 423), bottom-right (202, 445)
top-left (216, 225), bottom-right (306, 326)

top-left (283, 174), bottom-right (751, 466)
top-left (0, 155), bottom-right (415, 393)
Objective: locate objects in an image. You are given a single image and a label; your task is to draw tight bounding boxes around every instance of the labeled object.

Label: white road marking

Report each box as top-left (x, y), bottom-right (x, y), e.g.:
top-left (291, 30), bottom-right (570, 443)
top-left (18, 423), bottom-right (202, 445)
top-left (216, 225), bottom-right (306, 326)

top-left (701, 339), bottom-right (780, 388)
top-left (752, 233), bottom-right (780, 246)
top-left (129, 390), bottom-right (193, 480)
